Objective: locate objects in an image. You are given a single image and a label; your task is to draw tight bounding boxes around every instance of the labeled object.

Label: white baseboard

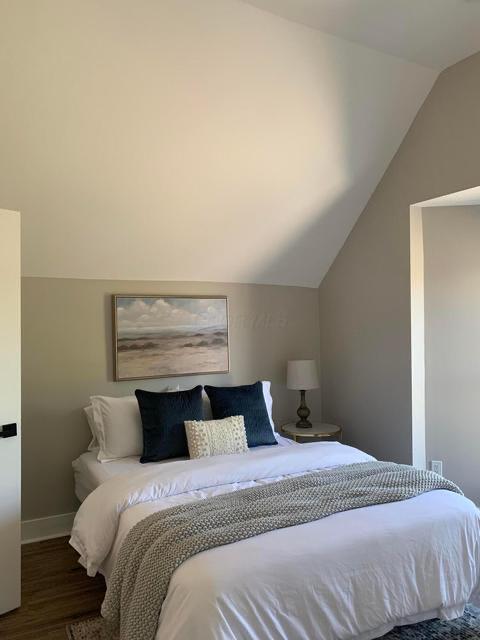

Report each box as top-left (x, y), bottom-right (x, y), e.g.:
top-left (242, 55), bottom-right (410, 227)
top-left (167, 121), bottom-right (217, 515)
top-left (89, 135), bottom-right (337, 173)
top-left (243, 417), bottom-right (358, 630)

top-left (21, 512), bottom-right (76, 544)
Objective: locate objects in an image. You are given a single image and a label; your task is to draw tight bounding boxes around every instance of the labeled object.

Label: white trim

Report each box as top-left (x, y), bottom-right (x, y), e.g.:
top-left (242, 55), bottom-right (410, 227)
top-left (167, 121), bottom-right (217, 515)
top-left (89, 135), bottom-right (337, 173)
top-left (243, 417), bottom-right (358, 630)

top-left (414, 185), bottom-right (480, 208)
top-left (21, 512), bottom-right (76, 545)
top-left (410, 185), bottom-right (480, 470)
top-left (410, 205), bottom-right (426, 469)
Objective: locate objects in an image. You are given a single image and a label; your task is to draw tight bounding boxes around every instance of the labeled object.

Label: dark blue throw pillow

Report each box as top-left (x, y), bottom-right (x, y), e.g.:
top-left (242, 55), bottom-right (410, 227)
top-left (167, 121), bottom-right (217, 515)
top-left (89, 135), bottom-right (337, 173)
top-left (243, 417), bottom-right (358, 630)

top-left (135, 386), bottom-right (203, 463)
top-left (204, 381), bottom-right (277, 448)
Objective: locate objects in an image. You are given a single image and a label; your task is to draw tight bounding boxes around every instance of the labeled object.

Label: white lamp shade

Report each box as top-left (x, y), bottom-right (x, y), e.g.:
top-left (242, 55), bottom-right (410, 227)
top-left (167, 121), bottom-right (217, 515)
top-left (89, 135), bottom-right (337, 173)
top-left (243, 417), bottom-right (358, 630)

top-left (287, 360), bottom-right (319, 390)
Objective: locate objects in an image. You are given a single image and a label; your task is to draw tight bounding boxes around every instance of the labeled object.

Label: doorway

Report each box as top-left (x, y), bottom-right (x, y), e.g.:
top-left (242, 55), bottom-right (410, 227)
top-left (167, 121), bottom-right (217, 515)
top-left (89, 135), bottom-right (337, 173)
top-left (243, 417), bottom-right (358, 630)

top-left (410, 186), bottom-right (480, 503)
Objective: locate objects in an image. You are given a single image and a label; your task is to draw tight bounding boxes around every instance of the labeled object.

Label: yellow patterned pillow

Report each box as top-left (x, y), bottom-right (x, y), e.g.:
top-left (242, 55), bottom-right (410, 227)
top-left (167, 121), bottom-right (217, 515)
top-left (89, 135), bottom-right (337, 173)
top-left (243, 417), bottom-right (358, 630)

top-left (185, 415), bottom-right (248, 459)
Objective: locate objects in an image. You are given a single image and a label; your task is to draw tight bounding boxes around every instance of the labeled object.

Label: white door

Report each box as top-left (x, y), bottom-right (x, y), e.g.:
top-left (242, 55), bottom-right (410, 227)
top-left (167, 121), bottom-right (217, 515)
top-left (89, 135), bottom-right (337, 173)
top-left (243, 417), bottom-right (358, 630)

top-left (0, 209), bottom-right (21, 615)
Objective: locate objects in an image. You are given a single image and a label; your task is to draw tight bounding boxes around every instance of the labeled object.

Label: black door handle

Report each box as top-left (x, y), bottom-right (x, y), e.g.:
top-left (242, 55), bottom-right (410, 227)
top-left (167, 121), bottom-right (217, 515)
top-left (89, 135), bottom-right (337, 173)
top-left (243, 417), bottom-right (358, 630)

top-left (0, 423), bottom-right (17, 438)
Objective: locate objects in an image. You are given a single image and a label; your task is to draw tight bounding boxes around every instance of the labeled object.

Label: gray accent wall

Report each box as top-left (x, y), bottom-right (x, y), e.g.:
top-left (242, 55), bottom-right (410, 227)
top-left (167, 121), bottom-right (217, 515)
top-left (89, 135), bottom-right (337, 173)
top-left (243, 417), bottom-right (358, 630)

top-left (319, 51), bottom-right (480, 464)
top-left (423, 205), bottom-right (480, 504)
top-left (22, 277), bottom-right (321, 520)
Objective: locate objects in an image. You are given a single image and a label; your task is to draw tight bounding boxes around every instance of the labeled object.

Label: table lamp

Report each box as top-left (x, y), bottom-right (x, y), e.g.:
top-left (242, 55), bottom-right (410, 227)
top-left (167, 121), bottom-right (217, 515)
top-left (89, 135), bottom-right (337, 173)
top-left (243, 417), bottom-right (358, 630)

top-left (287, 360), bottom-right (319, 428)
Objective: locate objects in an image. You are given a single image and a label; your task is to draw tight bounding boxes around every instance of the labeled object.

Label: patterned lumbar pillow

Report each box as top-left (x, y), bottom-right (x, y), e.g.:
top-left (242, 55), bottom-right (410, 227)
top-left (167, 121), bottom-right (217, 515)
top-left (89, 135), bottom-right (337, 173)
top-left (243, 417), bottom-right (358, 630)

top-left (185, 415), bottom-right (248, 459)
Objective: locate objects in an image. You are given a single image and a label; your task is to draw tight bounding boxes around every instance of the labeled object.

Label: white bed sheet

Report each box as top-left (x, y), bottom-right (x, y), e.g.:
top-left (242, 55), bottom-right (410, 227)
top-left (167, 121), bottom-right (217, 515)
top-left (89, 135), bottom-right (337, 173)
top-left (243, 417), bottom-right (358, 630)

top-left (71, 442), bottom-right (480, 640)
top-left (72, 451), bottom-right (178, 502)
top-left (72, 434), bottom-right (296, 502)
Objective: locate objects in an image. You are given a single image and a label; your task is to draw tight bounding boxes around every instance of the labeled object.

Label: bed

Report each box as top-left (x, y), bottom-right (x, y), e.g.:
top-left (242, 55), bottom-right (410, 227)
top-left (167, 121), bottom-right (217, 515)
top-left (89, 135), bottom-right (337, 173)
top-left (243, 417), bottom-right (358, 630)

top-left (70, 437), bottom-right (480, 640)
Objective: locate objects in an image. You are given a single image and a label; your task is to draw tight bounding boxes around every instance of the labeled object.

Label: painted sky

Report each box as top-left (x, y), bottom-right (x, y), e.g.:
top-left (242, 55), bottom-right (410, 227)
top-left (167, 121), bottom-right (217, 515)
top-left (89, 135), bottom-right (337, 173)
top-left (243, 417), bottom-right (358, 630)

top-left (116, 297), bottom-right (227, 335)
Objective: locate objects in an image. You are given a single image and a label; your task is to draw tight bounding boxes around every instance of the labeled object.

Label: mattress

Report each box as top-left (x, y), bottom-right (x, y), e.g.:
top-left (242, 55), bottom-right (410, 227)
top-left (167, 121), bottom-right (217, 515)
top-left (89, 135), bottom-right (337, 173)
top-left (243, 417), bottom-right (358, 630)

top-left (72, 433), bottom-right (296, 502)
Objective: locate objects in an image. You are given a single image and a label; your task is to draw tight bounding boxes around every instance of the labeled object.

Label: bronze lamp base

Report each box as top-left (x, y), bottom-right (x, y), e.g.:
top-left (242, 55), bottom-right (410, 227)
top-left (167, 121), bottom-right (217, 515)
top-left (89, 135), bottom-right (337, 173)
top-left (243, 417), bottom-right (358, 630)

top-left (296, 390), bottom-right (312, 428)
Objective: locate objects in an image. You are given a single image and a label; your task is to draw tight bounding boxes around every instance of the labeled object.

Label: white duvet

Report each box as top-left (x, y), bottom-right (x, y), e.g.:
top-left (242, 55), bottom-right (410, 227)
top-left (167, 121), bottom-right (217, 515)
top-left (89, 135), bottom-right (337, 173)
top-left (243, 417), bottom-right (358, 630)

top-left (70, 442), bottom-right (480, 640)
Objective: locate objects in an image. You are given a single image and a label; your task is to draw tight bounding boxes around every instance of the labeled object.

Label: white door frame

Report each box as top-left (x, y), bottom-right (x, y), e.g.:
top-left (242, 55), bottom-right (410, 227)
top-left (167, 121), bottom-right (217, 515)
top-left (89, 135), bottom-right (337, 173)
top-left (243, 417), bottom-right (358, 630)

top-left (0, 209), bottom-right (21, 615)
top-left (409, 205), bottom-right (426, 469)
top-left (409, 185), bottom-right (480, 469)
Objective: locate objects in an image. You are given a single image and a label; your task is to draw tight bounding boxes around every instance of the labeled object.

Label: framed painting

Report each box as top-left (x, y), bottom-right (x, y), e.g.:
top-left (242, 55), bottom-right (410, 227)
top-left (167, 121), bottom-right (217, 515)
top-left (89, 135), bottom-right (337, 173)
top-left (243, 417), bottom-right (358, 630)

top-left (112, 295), bottom-right (229, 381)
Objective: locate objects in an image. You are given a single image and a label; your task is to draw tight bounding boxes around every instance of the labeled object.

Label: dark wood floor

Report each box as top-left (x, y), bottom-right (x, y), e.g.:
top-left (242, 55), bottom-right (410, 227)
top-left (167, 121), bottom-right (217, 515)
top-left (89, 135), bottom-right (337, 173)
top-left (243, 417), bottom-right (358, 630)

top-left (0, 537), bottom-right (105, 640)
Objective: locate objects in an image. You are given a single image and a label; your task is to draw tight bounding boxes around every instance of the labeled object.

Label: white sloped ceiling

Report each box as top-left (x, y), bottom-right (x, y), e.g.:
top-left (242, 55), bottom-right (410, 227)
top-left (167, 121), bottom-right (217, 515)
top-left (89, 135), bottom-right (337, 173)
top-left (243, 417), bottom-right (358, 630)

top-left (242, 0), bottom-right (480, 70)
top-left (0, 0), bottom-right (437, 287)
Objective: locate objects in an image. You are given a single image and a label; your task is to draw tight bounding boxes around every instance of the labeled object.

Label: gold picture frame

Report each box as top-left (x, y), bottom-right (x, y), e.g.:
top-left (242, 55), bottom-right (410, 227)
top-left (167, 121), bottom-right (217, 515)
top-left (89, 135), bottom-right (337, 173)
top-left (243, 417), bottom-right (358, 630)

top-left (112, 294), bottom-right (229, 381)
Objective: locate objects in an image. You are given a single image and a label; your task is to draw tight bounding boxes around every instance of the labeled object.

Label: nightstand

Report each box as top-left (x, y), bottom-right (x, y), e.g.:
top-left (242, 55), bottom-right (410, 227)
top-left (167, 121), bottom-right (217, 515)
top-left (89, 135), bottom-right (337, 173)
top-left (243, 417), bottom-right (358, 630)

top-left (281, 422), bottom-right (342, 443)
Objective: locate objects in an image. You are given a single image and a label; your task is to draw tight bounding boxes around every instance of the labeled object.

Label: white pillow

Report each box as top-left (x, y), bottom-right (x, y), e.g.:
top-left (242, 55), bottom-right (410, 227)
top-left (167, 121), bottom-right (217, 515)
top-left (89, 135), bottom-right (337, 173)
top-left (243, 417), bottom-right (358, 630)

top-left (261, 381), bottom-right (275, 432)
top-left (185, 415), bottom-right (248, 459)
top-left (90, 395), bottom-right (143, 462)
top-left (83, 405), bottom-right (99, 451)
top-left (202, 389), bottom-right (213, 420)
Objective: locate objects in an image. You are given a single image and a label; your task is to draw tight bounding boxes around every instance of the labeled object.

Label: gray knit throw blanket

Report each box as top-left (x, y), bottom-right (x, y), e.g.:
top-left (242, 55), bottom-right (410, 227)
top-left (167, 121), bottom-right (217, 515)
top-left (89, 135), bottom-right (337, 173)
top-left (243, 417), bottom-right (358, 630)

top-left (101, 461), bottom-right (461, 640)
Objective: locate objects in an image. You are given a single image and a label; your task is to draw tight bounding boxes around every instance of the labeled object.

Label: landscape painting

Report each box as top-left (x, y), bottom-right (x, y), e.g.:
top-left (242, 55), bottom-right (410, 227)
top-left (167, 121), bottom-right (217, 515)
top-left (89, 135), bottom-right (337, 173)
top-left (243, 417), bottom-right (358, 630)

top-left (113, 295), bottom-right (229, 381)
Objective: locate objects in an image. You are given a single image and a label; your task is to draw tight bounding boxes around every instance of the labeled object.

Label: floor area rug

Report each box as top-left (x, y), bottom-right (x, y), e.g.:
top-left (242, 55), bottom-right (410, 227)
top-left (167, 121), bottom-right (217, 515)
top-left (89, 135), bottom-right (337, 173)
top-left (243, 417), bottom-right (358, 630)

top-left (66, 616), bottom-right (104, 640)
top-left (66, 606), bottom-right (480, 639)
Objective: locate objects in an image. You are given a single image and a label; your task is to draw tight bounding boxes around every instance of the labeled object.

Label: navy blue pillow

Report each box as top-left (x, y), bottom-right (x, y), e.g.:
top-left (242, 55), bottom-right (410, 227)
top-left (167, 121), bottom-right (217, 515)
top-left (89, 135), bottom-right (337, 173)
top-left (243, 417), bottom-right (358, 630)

top-left (204, 381), bottom-right (277, 448)
top-left (135, 386), bottom-right (203, 463)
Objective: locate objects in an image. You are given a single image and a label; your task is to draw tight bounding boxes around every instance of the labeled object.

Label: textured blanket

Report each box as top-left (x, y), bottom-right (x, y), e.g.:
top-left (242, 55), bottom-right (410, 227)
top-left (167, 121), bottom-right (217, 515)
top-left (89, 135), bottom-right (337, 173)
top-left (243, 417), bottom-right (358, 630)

top-left (101, 461), bottom-right (461, 640)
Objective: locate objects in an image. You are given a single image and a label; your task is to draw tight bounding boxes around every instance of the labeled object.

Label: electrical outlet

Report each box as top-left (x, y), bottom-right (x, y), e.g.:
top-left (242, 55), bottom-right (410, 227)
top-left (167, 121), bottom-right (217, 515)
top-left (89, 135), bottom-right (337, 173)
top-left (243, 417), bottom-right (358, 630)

top-left (431, 460), bottom-right (443, 476)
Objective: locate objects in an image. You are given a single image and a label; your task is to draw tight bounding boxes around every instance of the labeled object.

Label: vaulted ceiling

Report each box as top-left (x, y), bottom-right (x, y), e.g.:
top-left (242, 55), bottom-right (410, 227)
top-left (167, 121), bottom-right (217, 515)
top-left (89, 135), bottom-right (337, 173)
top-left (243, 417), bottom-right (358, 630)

top-left (242, 0), bottom-right (480, 70)
top-left (0, 0), bottom-right (446, 286)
